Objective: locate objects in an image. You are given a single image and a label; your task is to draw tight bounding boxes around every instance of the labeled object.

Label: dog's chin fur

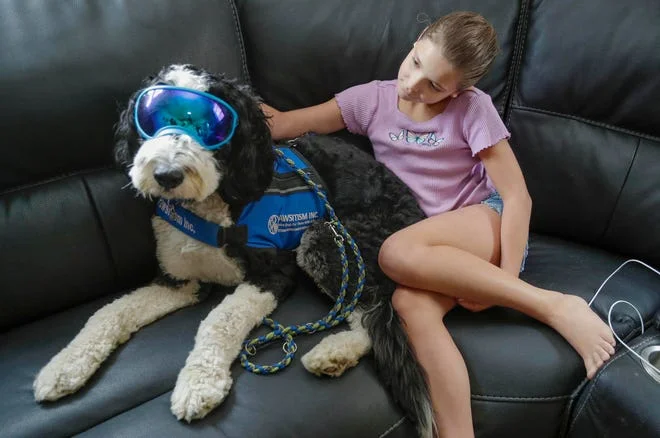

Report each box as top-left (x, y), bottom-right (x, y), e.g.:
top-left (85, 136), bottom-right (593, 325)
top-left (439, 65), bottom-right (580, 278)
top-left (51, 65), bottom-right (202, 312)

top-left (128, 134), bottom-right (221, 202)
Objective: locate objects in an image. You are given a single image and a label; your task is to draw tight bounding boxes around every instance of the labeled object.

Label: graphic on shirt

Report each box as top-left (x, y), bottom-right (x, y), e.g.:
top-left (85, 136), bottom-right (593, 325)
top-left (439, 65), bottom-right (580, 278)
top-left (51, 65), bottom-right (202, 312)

top-left (388, 129), bottom-right (444, 147)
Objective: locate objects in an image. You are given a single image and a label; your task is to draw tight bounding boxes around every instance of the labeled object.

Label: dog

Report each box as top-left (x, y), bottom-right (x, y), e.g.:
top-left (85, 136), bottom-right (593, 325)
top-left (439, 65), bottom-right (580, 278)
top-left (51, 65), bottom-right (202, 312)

top-left (33, 64), bottom-right (434, 437)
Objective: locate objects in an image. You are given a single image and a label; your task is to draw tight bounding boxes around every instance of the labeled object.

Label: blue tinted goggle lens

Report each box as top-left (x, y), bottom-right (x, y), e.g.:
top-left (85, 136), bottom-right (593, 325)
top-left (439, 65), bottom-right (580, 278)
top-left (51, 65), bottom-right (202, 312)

top-left (134, 86), bottom-right (238, 150)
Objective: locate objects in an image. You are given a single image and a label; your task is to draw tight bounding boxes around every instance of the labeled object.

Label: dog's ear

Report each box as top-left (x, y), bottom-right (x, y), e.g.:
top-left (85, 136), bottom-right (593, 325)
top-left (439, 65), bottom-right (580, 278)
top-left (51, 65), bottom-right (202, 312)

top-left (113, 99), bottom-right (140, 172)
top-left (218, 83), bottom-right (274, 205)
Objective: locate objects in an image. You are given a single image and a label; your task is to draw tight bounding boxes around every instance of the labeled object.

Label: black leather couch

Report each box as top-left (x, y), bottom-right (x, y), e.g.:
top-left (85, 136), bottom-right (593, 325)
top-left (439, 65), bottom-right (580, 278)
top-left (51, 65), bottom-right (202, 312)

top-left (2, 1), bottom-right (659, 437)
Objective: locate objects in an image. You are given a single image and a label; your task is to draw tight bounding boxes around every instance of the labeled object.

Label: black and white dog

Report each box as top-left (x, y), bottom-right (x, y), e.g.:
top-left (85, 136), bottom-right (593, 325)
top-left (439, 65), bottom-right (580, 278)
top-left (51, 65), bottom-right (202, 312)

top-left (33, 64), bottom-right (433, 437)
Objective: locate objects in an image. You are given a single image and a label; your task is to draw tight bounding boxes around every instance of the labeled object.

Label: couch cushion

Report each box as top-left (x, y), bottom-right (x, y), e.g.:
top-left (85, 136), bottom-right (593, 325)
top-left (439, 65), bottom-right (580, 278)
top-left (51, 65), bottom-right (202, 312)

top-left (603, 137), bottom-right (660, 268)
top-left (0, 278), bottom-right (414, 438)
top-left (3, 233), bottom-right (657, 438)
top-left (0, 170), bottom-right (157, 331)
top-left (509, 106), bottom-right (660, 267)
top-left (507, 108), bottom-right (637, 244)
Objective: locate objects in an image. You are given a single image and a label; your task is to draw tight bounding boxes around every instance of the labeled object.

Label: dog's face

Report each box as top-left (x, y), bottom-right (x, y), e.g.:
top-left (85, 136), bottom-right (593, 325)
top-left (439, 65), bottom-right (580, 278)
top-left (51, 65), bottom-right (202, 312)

top-left (114, 64), bottom-right (274, 204)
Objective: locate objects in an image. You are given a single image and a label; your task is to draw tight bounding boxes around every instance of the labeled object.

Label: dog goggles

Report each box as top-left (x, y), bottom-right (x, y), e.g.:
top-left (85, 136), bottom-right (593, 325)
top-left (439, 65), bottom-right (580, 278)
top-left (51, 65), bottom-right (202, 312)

top-left (134, 85), bottom-right (239, 150)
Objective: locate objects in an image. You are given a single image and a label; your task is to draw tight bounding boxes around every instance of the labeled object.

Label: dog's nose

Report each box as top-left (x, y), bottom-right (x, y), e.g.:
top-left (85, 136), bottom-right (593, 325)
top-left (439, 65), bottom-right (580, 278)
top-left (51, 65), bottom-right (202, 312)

top-left (153, 166), bottom-right (184, 189)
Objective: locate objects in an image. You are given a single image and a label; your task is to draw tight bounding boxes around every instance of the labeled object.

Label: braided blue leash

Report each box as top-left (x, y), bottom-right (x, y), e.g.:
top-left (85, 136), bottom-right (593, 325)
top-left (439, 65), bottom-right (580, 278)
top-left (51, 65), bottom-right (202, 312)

top-left (239, 147), bottom-right (366, 374)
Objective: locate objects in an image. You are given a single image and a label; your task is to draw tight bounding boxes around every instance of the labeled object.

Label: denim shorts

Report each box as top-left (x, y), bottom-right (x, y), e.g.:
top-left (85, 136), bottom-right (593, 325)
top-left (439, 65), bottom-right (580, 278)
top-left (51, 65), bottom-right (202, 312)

top-left (480, 191), bottom-right (528, 272)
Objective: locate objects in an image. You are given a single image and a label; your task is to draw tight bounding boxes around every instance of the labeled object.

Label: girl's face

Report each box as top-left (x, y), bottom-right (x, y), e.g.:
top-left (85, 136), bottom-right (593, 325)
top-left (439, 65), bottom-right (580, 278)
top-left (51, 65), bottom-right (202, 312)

top-left (397, 38), bottom-right (462, 105)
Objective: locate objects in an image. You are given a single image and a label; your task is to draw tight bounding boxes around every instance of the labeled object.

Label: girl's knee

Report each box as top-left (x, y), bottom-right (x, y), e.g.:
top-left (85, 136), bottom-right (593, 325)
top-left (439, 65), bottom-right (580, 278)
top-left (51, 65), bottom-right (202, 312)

top-left (379, 233), bottom-right (422, 282)
top-left (378, 233), bottom-right (400, 276)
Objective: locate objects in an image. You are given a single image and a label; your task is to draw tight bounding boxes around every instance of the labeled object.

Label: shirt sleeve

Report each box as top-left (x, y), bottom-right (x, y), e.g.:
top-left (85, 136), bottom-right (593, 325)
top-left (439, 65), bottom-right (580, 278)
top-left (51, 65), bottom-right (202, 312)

top-left (463, 93), bottom-right (511, 156)
top-left (334, 80), bottom-right (379, 136)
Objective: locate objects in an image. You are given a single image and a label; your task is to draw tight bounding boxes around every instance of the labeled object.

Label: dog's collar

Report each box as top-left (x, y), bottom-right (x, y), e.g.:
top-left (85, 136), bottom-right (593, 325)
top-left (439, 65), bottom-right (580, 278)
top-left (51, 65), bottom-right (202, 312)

top-left (155, 146), bottom-right (327, 250)
top-left (156, 199), bottom-right (247, 247)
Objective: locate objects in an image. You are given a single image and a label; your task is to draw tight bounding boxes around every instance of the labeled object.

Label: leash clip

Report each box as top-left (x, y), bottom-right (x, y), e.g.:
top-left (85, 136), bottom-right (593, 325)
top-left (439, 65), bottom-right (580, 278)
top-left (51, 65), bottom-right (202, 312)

top-left (244, 344), bottom-right (257, 356)
top-left (283, 342), bottom-right (297, 355)
top-left (286, 137), bottom-right (302, 147)
top-left (325, 221), bottom-right (344, 244)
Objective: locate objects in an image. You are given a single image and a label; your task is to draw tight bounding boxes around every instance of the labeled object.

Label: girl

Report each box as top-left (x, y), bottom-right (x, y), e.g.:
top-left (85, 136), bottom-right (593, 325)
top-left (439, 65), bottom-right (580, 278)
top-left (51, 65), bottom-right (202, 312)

top-left (262, 11), bottom-right (615, 438)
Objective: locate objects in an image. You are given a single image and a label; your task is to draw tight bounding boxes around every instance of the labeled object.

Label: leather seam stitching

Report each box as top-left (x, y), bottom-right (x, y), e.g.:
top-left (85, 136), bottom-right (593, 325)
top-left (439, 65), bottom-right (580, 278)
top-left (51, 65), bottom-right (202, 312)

top-left (471, 394), bottom-right (570, 402)
top-left (81, 175), bottom-right (119, 280)
top-left (511, 104), bottom-right (660, 142)
top-left (504, 0), bottom-right (530, 125)
top-left (0, 166), bottom-right (114, 197)
top-left (226, 0), bottom-right (251, 84)
top-left (601, 137), bottom-right (641, 239)
top-left (72, 388), bottom-right (174, 435)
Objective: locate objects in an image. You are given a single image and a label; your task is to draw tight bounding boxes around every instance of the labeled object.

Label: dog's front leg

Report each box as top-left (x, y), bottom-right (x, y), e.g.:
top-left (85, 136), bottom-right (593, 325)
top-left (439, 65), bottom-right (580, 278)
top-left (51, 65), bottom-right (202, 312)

top-left (33, 280), bottom-right (201, 402)
top-left (170, 283), bottom-right (277, 422)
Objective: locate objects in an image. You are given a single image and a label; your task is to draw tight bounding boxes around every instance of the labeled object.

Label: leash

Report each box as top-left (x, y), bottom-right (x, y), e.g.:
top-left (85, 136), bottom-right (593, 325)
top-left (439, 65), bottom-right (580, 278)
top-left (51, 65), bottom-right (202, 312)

top-left (239, 146), bottom-right (366, 374)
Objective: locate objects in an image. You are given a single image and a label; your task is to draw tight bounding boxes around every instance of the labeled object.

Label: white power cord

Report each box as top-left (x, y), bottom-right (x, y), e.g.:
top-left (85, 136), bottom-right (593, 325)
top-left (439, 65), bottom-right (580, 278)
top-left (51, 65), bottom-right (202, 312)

top-left (588, 259), bottom-right (660, 376)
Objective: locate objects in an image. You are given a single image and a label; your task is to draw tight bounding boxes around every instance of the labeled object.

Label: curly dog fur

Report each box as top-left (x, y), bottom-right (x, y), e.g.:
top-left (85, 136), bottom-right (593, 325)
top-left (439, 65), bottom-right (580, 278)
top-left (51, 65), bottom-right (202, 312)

top-left (33, 64), bottom-right (433, 437)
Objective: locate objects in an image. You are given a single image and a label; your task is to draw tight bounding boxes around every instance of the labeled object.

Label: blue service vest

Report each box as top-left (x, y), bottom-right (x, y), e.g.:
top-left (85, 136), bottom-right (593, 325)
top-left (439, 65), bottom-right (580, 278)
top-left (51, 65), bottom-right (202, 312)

top-left (156, 147), bottom-right (327, 250)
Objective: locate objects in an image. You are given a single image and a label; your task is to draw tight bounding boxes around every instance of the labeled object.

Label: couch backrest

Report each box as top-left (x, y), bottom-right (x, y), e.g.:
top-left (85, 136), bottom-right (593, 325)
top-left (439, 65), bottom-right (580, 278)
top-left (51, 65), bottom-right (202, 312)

top-left (508, 0), bottom-right (660, 265)
top-left (237, 0), bottom-right (520, 113)
top-left (238, 0), bottom-right (660, 267)
top-left (0, 0), bottom-right (249, 331)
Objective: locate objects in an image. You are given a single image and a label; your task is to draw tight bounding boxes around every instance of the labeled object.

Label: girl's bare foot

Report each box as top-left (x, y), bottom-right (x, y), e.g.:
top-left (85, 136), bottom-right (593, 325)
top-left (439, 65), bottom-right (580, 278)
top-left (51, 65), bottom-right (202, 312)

top-left (545, 294), bottom-right (616, 379)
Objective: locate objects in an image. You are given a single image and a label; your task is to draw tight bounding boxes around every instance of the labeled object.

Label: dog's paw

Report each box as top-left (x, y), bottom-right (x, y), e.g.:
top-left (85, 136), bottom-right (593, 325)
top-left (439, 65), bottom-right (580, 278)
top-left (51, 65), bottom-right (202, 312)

top-left (302, 331), bottom-right (370, 377)
top-left (33, 347), bottom-right (98, 402)
top-left (171, 363), bottom-right (233, 422)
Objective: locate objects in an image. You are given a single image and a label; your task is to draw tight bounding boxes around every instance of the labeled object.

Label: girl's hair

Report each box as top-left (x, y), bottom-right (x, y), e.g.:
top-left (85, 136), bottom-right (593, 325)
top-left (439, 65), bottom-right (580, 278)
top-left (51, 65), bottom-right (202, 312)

top-left (420, 11), bottom-right (499, 90)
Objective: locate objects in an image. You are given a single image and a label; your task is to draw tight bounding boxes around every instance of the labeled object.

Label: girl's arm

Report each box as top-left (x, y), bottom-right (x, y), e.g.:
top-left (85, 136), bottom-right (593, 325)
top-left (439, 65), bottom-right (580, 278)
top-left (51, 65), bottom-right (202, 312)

top-left (261, 99), bottom-right (346, 140)
top-left (478, 139), bottom-right (532, 277)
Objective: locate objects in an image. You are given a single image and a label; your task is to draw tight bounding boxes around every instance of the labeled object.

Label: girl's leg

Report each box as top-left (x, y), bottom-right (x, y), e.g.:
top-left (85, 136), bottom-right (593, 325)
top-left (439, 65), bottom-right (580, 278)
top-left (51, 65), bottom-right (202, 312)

top-left (393, 287), bottom-right (473, 438)
top-left (379, 204), bottom-right (615, 379)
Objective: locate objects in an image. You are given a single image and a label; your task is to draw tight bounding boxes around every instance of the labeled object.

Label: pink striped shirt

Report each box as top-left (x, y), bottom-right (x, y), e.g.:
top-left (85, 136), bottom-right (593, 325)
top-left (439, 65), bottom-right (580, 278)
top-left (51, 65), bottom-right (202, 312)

top-left (335, 80), bottom-right (510, 217)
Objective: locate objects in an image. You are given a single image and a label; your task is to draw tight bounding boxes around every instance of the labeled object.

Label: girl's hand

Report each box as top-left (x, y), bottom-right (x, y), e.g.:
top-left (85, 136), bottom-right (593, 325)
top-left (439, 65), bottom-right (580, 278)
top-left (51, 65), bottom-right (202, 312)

top-left (457, 298), bottom-right (493, 312)
top-left (260, 103), bottom-right (287, 140)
